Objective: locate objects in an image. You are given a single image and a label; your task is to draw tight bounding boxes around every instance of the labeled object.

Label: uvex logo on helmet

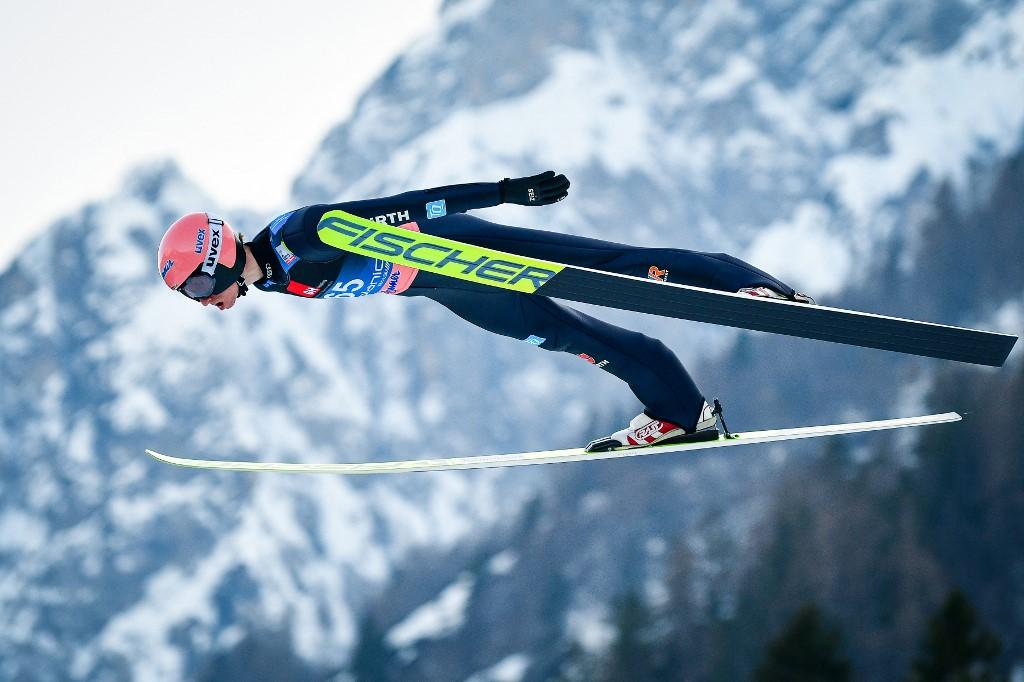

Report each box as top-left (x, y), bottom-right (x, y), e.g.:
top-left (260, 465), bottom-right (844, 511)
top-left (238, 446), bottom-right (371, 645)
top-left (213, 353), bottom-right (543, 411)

top-left (205, 221), bottom-right (223, 269)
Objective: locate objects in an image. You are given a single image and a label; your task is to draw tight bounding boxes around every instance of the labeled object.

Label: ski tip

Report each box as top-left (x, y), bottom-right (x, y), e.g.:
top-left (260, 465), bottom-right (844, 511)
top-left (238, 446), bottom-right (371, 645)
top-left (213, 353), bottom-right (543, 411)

top-left (145, 448), bottom-right (172, 463)
top-left (925, 411), bottom-right (962, 425)
top-left (146, 448), bottom-right (198, 469)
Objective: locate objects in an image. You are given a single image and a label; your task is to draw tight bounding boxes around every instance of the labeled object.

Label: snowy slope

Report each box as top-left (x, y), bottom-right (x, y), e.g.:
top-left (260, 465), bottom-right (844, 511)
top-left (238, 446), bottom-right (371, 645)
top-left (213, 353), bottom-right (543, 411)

top-left (290, 0), bottom-right (1024, 678)
top-left (2, 0), bottom-right (1023, 679)
top-left (0, 162), bottom-right (532, 680)
top-left (291, 0), bottom-right (1024, 438)
top-left (297, 0), bottom-right (1024, 298)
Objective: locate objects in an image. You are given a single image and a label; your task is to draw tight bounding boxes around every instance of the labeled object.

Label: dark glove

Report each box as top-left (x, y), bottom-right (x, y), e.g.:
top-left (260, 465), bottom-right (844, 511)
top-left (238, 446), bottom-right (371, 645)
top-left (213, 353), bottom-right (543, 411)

top-left (498, 171), bottom-right (570, 206)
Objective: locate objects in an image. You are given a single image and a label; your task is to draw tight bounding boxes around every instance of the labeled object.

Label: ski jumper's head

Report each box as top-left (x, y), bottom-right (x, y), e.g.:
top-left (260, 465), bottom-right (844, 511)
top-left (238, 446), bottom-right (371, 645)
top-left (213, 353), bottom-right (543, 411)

top-left (158, 212), bottom-right (249, 310)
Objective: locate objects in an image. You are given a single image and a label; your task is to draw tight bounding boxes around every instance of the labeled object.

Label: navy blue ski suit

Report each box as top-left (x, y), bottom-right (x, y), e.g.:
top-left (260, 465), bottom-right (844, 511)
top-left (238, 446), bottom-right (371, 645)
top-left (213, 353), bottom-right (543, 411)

top-left (245, 180), bottom-right (795, 430)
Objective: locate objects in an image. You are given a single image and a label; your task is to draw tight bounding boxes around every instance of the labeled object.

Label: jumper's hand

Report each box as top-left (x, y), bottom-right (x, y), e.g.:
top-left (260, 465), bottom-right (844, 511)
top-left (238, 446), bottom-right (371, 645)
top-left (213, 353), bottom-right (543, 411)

top-left (498, 171), bottom-right (570, 206)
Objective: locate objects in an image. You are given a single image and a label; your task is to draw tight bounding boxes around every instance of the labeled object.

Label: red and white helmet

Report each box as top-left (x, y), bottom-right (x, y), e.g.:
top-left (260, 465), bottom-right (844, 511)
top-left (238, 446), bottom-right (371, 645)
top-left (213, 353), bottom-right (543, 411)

top-left (157, 212), bottom-right (247, 299)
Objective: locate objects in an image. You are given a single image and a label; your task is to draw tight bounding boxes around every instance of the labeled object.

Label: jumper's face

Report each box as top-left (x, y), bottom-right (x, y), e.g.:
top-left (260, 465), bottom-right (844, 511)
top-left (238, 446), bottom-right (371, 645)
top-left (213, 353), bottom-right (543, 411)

top-left (198, 282), bottom-right (242, 311)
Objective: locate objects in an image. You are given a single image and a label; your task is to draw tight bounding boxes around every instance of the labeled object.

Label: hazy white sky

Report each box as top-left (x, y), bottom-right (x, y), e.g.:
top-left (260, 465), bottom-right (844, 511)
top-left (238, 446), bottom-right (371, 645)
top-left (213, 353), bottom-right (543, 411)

top-left (0, 0), bottom-right (442, 271)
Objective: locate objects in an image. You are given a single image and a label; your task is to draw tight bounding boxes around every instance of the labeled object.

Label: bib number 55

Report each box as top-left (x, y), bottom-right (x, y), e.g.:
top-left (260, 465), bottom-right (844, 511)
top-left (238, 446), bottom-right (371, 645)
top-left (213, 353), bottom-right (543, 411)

top-left (322, 279), bottom-right (366, 298)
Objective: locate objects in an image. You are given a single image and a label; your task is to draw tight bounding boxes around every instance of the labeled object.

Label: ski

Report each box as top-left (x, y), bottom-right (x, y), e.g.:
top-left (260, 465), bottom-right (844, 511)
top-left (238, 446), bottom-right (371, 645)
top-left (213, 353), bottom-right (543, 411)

top-left (316, 211), bottom-right (1017, 367)
top-left (145, 412), bottom-right (961, 475)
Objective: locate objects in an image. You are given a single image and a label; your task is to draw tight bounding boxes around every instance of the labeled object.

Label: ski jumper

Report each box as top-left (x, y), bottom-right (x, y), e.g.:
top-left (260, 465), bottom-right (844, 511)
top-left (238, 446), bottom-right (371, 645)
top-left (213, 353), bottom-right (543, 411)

top-left (245, 181), bottom-right (796, 430)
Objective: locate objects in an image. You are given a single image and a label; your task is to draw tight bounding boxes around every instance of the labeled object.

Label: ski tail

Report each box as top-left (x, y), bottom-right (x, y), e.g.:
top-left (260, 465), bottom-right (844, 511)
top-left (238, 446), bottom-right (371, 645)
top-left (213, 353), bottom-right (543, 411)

top-left (539, 268), bottom-right (1017, 367)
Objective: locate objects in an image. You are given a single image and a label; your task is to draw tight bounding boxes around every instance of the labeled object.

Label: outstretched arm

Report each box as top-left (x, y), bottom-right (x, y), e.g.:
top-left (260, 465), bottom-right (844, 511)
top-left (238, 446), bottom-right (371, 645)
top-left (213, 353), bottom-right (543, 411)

top-left (328, 170), bottom-right (570, 225)
top-left (282, 171), bottom-right (571, 261)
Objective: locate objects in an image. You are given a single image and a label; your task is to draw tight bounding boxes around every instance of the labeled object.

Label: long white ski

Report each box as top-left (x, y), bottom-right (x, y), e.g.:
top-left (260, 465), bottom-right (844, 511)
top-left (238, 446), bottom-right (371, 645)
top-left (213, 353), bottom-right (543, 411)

top-left (145, 412), bottom-right (961, 475)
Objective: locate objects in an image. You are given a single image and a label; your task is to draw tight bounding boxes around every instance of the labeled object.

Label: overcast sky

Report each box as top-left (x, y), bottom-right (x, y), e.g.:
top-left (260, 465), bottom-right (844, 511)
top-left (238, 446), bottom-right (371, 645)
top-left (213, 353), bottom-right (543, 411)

top-left (0, 0), bottom-right (442, 271)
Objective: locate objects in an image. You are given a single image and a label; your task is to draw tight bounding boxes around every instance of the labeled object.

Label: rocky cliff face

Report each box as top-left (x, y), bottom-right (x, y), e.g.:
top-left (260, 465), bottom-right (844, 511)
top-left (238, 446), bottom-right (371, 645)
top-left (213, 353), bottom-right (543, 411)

top-left (1, 0), bottom-right (1021, 679)
top-left (0, 162), bottom-right (532, 680)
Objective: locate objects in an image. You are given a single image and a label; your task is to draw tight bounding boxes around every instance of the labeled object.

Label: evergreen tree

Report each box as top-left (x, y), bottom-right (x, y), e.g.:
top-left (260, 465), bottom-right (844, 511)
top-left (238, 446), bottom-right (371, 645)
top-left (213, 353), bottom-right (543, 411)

top-left (754, 604), bottom-right (851, 682)
top-left (195, 629), bottom-right (321, 682)
top-left (908, 590), bottom-right (1003, 682)
top-left (599, 592), bottom-right (661, 682)
top-left (546, 641), bottom-right (601, 682)
top-left (349, 614), bottom-right (396, 682)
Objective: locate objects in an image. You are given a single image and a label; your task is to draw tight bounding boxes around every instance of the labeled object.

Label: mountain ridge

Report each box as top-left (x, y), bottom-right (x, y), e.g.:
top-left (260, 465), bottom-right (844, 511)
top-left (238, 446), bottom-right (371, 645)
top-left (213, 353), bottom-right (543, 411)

top-left (1, 1), bottom-right (1022, 679)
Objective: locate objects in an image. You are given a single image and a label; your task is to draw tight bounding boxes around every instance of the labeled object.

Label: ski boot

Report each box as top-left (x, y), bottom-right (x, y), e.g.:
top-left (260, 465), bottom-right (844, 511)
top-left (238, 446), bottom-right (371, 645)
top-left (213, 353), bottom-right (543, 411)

top-left (585, 400), bottom-right (722, 452)
top-left (737, 286), bottom-right (815, 305)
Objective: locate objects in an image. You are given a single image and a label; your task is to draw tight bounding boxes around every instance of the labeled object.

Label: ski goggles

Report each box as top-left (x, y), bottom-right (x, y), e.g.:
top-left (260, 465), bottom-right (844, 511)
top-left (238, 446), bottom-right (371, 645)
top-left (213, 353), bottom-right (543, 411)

top-left (177, 266), bottom-right (247, 300)
top-left (177, 271), bottom-right (220, 300)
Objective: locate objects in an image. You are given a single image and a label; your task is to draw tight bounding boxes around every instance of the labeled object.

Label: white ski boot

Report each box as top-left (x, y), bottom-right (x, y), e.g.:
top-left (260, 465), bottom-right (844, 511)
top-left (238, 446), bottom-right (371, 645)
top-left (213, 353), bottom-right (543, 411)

top-left (585, 400), bottom-right (720, 452)
top-left (737, 286), bottom-right (815, 305)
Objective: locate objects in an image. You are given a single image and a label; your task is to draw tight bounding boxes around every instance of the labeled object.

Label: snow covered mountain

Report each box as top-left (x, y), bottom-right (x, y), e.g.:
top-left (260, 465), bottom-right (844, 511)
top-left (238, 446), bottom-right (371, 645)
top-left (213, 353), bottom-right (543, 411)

top-left (0, 164), bottom-right (538, 680)
top-left (1, 0), bottom-right (1022, 680)
top-left (295, 0), bottom-right (1024, 302)
top-left (290, 0), bottom-right (1024, 678)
